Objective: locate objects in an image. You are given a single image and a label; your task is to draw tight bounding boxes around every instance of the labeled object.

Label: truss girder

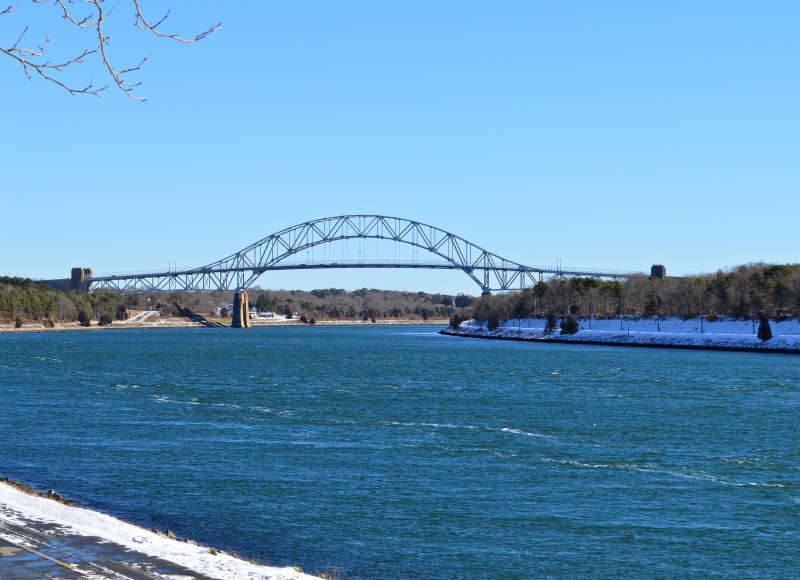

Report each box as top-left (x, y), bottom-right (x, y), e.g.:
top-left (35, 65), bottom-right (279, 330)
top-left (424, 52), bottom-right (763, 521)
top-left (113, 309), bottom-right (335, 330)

top-left (87, 214), bottom-right (625, 294)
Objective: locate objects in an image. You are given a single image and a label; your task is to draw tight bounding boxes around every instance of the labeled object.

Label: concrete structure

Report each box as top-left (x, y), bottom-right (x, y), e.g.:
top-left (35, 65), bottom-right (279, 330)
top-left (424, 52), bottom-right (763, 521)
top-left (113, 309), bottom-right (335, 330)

top-left (231, 290), bottom-right (250, 328)
top-left (40, 267), bottom-right (93, 292)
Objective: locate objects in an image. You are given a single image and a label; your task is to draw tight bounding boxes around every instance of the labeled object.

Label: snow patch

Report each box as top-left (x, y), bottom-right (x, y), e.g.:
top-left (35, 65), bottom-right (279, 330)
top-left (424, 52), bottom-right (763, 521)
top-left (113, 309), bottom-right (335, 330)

top-left (0, 482), bottom-right (319, 580)
top-left (454, 316), bottom-right (800, 351)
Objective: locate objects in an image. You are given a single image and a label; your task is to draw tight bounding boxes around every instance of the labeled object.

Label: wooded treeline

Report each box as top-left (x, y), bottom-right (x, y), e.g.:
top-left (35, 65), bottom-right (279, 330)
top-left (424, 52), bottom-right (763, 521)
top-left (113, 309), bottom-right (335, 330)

top-left (466, 263), bottom-right (800, 325)
top-left (0, 277), bottom-right (475, 322)
top-left (8, 263), bottom-right (798, 326)
top-left (0, 277), bottom-right (130, 322)
top-left (245, 287), bottom-right (473, 321)
top-left (119, 288), bottom-right (472, 321)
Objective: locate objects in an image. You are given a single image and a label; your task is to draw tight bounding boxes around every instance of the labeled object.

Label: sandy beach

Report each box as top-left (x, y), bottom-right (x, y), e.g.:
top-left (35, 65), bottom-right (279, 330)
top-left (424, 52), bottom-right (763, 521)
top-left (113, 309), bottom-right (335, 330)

top-left (0, 313), bottom-right (448, 335)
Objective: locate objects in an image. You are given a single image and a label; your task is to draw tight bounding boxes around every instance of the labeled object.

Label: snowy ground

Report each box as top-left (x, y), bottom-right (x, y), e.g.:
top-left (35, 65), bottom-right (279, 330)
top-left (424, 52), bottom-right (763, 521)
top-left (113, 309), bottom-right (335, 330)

top-left (452, 316), bottom-right (800, 351)
top-left (0, 481), bottom-right (319, 579)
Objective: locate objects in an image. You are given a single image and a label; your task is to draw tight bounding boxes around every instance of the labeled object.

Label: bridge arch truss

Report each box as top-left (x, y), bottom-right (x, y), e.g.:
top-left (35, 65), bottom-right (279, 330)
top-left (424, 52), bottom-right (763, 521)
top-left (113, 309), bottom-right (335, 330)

top-left (88, 215), bottom-right (625, 294)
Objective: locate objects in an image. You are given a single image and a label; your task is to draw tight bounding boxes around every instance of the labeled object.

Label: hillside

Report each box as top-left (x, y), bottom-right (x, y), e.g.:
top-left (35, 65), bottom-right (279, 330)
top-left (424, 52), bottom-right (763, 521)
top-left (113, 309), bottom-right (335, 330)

top-left (459, 263), bottom-right (800, 329)
top-left (0, 277), bottom-right (474, 324)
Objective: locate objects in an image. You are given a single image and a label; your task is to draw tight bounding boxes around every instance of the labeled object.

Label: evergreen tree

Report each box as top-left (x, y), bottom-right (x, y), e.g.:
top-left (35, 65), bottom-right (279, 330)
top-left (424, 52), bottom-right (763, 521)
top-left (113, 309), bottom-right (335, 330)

top-left (560, 315), bottom-right (579, 335)
top-left (454, 294), bottom-right (473, 308)
top-left (78, 310), bottom-right (91, 327)
top-left (757, 318), bottom-right (772, 341)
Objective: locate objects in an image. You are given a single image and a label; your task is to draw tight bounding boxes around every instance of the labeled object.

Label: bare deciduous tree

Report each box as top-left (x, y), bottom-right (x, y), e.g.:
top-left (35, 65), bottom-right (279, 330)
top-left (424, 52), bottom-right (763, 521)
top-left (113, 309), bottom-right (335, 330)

top-left (1, 0), bottom-right (220, 100)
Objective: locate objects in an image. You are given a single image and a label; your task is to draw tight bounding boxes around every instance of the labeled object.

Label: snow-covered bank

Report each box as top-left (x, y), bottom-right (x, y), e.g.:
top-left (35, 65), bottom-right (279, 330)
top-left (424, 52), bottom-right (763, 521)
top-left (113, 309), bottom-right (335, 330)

top-left (0, 480), bottom-right (320, 579)
top-left (443, 316), bottom-right (800, 353)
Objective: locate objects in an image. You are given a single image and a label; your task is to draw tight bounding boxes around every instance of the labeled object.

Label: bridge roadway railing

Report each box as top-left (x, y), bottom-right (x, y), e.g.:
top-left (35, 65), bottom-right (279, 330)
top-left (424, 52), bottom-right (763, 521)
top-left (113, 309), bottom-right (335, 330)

top-left (87, 263), bottom-right (627, 294)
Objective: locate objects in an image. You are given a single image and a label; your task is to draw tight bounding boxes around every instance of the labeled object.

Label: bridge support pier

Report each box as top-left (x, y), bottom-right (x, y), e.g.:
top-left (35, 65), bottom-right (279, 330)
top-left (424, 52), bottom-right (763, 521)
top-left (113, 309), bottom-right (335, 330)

top-left (232, 290), bottom-right (250, 328)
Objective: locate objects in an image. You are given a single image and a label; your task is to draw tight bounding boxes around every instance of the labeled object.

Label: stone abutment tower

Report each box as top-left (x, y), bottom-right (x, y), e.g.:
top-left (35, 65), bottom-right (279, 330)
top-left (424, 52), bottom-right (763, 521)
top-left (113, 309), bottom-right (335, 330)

top-left (231, 290), bottom-right (250, 328)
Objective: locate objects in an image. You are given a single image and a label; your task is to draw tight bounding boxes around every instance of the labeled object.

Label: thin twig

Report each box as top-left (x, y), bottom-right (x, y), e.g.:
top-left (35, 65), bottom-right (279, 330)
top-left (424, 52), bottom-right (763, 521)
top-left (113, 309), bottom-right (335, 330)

top-left (1, 0), bottom-right (219, 99)
top-left (132, 0), bottom-right (221, 44)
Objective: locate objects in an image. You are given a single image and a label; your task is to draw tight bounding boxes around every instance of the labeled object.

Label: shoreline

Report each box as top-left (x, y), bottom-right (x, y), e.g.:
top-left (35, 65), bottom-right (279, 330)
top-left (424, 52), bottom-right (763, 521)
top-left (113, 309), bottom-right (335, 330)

top-left (0, 476), bottom-right (321, 579)
top-left (0, 317), bottom-right (449, 335)
top-left (440, 327), bottom-right (800, 355)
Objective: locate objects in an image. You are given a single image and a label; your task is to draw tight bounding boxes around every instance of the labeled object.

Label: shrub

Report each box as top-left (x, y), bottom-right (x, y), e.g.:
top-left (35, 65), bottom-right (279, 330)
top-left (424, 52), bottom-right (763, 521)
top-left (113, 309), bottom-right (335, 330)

top-left (454, 294), bottom-right (474, 308)
top-left (545, 313), bottom-right (558, 332)
top-left (42, 318), bottom-right (55, 328)
top-left (98, 313), bottom-right (113, 326)
top-left (487, 314), bottom-right (500, 331)
top-left (449, 313), bottom-right (464, 329)
top-left (757, 318), bottom-right (772, 341)
top-left (560, 315), bottom-right (579, 335)
top-left (14, 316), bottom-right (23, 329)
top-left (78, 310), bottom-right (91, 327)
top-left (116, 304), bottom-right (128, 320)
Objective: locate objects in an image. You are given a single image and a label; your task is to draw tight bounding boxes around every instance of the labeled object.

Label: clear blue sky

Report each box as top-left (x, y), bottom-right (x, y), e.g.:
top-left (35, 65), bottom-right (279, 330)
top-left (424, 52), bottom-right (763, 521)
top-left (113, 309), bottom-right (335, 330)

top-left (2, 1), bottom-right (798, 294)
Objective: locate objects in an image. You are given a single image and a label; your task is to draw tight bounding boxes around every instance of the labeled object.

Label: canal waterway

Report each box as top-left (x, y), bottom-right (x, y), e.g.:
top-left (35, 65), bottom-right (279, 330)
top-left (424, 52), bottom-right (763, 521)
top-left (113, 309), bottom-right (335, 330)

top-left (0, 326), bottom-right (798, 577)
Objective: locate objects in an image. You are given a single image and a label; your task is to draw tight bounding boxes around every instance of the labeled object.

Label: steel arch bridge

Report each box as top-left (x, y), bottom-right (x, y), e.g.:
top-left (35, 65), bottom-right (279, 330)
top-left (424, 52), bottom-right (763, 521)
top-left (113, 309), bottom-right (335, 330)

top-left (88, 215), bottom-right (626, 294)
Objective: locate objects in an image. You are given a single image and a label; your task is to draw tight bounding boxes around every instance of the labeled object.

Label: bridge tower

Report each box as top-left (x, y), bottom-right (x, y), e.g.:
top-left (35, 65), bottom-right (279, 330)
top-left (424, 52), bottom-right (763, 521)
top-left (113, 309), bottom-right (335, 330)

top-left (71, 267), bottom-right (93, 291)
top-left (231, 290), bottom-right (250, 328)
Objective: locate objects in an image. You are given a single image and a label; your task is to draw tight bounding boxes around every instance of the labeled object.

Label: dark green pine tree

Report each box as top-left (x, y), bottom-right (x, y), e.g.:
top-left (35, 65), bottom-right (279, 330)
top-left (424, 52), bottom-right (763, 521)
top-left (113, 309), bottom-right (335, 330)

top-left (78, 310), bottom-right (91, 327)
top-left (560, 315), bottom-right (579, 335)
top-left (757, 318), bottom-right (772, 341)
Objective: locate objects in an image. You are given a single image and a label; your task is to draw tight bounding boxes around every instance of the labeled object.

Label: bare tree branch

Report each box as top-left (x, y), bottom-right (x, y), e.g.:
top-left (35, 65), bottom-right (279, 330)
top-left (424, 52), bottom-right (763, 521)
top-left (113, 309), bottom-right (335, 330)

top-left (1, 0), bottom-right (220, 100)
top-left (132, 0), bottom-right (220, 44)
top-left (43, 0), bottom-right (97, 28)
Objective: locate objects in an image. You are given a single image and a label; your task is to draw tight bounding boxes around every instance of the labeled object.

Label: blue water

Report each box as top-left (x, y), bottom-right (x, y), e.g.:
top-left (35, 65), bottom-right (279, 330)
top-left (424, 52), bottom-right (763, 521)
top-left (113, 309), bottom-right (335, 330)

top-left (0, 326), bottom-right (798, 577)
